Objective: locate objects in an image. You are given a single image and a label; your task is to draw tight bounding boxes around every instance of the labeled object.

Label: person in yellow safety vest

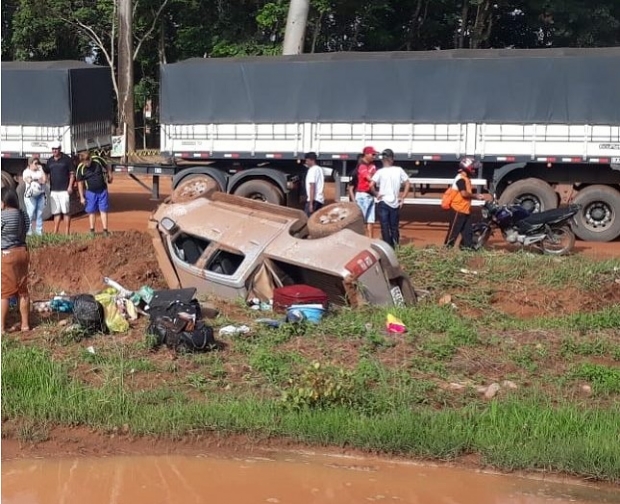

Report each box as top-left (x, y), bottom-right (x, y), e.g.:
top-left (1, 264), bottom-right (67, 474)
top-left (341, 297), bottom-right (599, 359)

top-left (76, 151), bottom-right (113, 236)
top-left (444, 157), bottom-right (484, 250)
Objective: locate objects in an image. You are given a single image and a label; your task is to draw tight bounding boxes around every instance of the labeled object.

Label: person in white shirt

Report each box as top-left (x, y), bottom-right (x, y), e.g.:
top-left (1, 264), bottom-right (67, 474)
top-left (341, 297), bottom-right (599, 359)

top-left (22, 157), bottom-right (48, 236)
top-left (303, 152), bottom-right (325, 216)
top-left (370, 149), bottom-right (411, 248)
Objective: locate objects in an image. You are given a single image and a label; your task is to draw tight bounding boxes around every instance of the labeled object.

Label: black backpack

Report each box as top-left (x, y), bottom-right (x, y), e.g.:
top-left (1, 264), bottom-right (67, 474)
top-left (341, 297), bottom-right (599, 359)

top-left (146, 300), bottom-right (215, 353)
top-left (72, 294), bottom-right (107, 333)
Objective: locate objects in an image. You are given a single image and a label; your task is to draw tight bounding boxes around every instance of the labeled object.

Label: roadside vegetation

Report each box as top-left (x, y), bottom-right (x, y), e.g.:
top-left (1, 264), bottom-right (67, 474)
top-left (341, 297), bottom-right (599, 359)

top-left (2, 243), bottom-right (620, 482)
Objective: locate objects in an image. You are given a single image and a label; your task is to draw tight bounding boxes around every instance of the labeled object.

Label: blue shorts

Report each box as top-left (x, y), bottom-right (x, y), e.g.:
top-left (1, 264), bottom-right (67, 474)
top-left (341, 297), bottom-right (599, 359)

top-left (355, 192), bottom-right (375, 224)
top-left (85, 189), bottom-right (110, 214)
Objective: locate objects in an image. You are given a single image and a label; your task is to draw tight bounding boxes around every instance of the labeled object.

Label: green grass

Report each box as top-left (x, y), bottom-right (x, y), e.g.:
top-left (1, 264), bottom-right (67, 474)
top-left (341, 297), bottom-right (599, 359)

top-left (3, 241), bottom-right (620, 481)
top-left (2, 342), bottom-right (619, 482)
top-left (26, 233), bottom-right (95, 249)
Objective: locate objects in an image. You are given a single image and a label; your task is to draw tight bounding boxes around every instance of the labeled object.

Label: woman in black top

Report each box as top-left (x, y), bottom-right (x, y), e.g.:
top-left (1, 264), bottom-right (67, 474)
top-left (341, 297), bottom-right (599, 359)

top-left (1, 187), bottom-right (31, 332)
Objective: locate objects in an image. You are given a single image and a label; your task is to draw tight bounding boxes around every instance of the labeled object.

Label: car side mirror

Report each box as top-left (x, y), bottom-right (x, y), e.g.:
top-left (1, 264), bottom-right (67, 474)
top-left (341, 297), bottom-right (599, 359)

top-left (160, 217), bottom-right (179, 235)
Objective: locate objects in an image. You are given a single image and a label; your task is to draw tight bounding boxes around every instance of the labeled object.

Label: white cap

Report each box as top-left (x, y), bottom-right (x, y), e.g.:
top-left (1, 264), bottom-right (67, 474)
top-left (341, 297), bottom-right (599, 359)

top-left (50, 140), bottom-right (62, 150)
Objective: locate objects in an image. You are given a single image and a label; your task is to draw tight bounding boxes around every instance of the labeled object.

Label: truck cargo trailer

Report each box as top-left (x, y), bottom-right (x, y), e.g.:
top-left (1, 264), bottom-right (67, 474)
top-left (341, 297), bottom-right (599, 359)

top-left (137, 48), bottom-right (619, 242)
top-left (1, 61), bottom-right (113, 188)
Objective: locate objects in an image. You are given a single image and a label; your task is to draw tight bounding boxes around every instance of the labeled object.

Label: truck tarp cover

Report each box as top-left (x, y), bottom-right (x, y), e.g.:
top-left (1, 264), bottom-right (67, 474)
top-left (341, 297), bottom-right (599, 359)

top-left (160, 48), bottom-right (620, 125)
top-left (1, 61), bottom-right (113, 126)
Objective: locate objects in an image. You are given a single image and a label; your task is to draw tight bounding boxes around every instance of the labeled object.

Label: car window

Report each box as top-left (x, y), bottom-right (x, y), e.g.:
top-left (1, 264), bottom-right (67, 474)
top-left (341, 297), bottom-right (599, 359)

top-left (206, 249), bottom-right (245, 276)
top-left (173, 234), bottom-right (210, 265)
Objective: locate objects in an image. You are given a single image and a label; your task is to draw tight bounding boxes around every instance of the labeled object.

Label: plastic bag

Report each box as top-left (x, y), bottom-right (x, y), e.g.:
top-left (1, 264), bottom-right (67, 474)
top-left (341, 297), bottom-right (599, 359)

top-left (72, 294), bottom-right (106, 333)
top-left (386, 313), bottom-right (407, 334)
top-left (95, 292), bottom-right (129, 333)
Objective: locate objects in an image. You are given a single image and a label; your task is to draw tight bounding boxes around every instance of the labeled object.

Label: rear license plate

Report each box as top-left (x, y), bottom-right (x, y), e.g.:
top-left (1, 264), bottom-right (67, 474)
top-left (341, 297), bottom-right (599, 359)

top-left (390, 286), bottom-right (405, 306)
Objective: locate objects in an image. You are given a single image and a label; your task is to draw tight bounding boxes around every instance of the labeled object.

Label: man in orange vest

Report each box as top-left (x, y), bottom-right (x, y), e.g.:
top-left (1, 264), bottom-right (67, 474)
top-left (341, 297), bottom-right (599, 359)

top-left (444, 158), bottom-right (483, 250)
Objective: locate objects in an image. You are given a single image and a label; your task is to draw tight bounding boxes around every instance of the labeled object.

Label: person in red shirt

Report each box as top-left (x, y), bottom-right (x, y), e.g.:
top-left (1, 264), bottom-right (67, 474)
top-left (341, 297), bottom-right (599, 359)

top-left (348, 146), bottom-right (378, 238)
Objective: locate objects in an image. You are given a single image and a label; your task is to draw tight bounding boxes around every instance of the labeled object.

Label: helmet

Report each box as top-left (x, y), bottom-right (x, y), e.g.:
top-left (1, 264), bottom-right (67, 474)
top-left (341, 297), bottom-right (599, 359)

top-left (459, 157), bottom-right (478, 175)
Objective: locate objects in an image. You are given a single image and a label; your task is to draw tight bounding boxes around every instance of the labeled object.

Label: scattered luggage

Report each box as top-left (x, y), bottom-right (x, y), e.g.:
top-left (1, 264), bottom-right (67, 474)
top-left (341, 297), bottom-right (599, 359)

top-left (273, 285), bottom-right (329, 312)
top-left (146, 288), bottom-right (216, 353)
top-left (72, 294), bottom-right (107, 333)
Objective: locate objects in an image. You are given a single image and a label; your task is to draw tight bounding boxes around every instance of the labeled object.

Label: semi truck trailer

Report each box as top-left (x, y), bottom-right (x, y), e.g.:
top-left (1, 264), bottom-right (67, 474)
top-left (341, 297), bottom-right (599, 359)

top-left (119, 47), bottom-right (620, 241)
top-left (1, 61), bottom-right (114, 217)
top-left (4, 50), bottom-right (618, 242)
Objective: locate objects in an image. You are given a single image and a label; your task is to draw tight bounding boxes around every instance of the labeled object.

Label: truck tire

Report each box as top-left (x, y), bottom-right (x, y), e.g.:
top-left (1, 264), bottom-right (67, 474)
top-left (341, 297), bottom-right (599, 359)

top-left (16, 181), bottom-right (53, 222)
top-left (1, 172), bottom-right (17, 190)
top-left (171, 174), bottom-right (220, 203)
top-left (571, 185), bottom-right (620, 242)
top-left (498, 178), bottom-right (557, 213)
top-left (307, 202), bottom-right (364, 238)
top-left (233, 180), bottom-right (283, 205)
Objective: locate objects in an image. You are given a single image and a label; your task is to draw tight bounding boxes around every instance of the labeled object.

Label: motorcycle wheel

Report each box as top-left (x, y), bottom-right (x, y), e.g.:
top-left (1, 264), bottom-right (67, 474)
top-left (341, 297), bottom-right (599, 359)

top-left (472, 225), bottom-right (491, 251)
top-left (540, 226), bottom-right (575, 256)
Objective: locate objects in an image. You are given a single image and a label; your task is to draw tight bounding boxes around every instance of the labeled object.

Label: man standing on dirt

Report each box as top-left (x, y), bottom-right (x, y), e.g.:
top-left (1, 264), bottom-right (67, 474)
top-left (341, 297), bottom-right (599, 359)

top-left (303, 152), bottom-right (325, 216)
top-left (444, 157), bottom-right (483, 250)
top-left (370, 149), bottom-right (411, 248)
top-left (44, 141), bottom-right (75, 234)
top-left (76, 151), bottom-right (113, 236)
top-left (348, 146), bottom-right (378, 238)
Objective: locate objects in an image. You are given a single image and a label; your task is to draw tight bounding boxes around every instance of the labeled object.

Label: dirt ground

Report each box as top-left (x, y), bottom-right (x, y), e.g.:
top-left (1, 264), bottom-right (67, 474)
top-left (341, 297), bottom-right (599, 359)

top-left (42, 175), bottom-right (619, 258)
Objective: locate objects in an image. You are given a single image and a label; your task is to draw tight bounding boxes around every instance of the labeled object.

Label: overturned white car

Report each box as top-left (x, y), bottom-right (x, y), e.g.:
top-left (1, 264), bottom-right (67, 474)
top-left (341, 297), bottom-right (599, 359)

top-left (148, 191), bottom-right (416, 307)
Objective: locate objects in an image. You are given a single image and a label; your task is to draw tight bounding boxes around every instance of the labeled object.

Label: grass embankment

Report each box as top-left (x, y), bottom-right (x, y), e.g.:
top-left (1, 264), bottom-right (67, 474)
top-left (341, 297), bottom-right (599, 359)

top-left (3, 240), bottom-right (620, 481)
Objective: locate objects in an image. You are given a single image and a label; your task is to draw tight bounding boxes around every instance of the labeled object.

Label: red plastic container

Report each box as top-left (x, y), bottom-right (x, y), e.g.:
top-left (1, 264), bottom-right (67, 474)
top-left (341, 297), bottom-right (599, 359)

top-left (273, 284), bottom-right (329, 312)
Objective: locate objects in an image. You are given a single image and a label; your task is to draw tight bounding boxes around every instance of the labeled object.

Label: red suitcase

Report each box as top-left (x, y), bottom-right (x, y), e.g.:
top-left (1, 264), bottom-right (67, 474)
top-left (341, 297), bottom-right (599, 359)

top-left (273, 284), bottom-right (329, 312)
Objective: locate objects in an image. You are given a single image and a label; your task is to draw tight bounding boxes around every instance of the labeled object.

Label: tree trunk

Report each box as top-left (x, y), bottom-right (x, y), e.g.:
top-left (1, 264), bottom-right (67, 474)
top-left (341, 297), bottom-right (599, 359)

top-left (456, 1), bottom-right (469, 49)
top-left (282, 0), bottom-right (310, 55)
top-left (471, 0), bottom-right (492, 49)
top-left (118, 0), bottom-right (135, 156)
top-left (406, 0), bottom-right (424, 51)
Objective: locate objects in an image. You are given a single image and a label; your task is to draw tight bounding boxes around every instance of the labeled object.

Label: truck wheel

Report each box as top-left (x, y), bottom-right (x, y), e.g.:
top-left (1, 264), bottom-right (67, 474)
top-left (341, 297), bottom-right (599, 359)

top-left (16, 180), bottom-right (52, 218)
top-left (171, 174), bottom-right (220, 203)
top-left (498, 178), bottom-right (557, 213)
top-left (233, 180), bottom-right (283, 205)
top-left (307, 202), bottom-right (364, 238)
top-left (1, 172), bottom-right (17, 190)
top-left (572, 185), bottom-right (620, 242)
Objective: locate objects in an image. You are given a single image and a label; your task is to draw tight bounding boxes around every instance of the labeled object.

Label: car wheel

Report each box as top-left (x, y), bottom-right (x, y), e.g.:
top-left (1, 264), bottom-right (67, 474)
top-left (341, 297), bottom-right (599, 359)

top-left (307, 202), bottom-right (364, 238)
top-left (233, 180), bottom-right (283, 205)
top-left (498, 178), bottom-right (558, 213)
top-left (171, 174), bottom-right (220, 203)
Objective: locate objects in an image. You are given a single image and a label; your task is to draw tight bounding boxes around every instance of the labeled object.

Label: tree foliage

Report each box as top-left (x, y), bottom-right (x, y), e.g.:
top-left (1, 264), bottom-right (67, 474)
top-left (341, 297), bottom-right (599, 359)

top-left (5, 0), bottom-right (618, 64)
top-left (2, 0), bottom-right (618, 138)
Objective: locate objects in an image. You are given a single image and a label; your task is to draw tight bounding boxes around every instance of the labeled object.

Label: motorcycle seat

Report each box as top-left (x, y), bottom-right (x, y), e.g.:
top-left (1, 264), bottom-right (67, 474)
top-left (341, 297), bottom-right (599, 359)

top-left (517, 204), bottom-right (579, 232)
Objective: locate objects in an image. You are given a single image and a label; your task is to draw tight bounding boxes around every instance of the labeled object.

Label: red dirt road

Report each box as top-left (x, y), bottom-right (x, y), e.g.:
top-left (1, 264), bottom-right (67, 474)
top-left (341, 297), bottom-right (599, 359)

top-left (45, 175), bottom-right (619, 259)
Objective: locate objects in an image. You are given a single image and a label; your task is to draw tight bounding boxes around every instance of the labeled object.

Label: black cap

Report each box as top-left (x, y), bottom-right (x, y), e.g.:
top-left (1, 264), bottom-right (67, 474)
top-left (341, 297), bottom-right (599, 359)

top-left (381, 149), bottom-right (394, 159)
top-left (304, 152), bottom-right (317, 161)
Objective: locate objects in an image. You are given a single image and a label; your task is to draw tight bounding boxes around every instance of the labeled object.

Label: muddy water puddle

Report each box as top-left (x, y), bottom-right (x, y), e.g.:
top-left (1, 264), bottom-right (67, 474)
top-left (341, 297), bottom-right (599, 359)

top-left (2, 452), bottom-right (618, 504)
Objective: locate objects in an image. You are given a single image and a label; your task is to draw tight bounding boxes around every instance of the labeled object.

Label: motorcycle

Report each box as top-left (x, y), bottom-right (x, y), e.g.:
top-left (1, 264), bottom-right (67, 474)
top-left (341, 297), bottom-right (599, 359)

top-left (472, 199), bottom-right (581, 255)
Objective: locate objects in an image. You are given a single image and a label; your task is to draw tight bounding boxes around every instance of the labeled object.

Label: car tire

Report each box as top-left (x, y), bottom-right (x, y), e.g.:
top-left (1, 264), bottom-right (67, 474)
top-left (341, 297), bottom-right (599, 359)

top-left (498, 178), bottom-right (557, 213)
top-left (171, 174), bottom-right (220, 203)
top-left (572, 185), bottom-right (620, 242)
top-left (307, 202), bottom-right (364, 238)
top-left (1, 172), bottom-right (17, 190)
top-left (233, 180), bottom-right (283, 205)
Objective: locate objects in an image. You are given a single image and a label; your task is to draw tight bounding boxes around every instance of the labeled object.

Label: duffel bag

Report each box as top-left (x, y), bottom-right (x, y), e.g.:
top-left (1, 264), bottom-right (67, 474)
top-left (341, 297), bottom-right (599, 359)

top-left (176, 321), bottom-right (216, 353)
